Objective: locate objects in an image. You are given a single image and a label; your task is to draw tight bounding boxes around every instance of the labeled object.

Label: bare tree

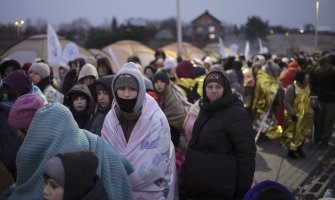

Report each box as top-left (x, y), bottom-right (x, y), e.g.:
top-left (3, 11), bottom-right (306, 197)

top-left (111, 17), bottom-right (118, 32)
top-left (35, 18), bottom-right (48, 33)
top-left (245, 16), bottom-right (269, 42)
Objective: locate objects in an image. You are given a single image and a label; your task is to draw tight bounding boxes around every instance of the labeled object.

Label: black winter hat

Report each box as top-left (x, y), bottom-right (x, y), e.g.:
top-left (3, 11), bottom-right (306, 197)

top-left (3, 69), bottom-right (32, 96)
top-left (153, 70), bottom-right (170, 85)
top-left (57, 151), bottom-right (99, 200)
top-left (95, 75), bottom-right (114, 99)
top-left (0, 59), bottom-right (21, 77)
top-left (203, 71), bottom-right (232, 101)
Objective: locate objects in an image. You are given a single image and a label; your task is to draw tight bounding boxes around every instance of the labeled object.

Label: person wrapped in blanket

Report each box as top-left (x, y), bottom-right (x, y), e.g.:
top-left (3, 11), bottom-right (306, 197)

top-left (2, 93), bottom-right (133, 200)
top-left (252, 60), bottom-right (284, 140)
top-left (281, 71), bottom-right (313, 159)
top-left (101, 62), bottom-right (177, 200)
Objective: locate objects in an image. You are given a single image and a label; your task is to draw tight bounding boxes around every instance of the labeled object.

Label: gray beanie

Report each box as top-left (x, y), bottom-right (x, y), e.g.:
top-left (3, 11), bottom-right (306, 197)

top-left (43, 156), bottom-right (65, 187)
top-left (29, 62), bottom-right (50, 79)
top-left (114, 74), bottom-right (139, 91)
top-left (209, 64), bottom-right (225, 74)
top-left (143, 76), bottom-right (154, 90)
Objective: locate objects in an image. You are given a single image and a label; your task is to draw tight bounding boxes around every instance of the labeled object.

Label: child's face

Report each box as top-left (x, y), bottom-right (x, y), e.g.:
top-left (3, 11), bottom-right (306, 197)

top-left (144, 68), bottom-right (154, 78)
top-left (97, 90), bottom-right (111, 108)
top-left (98, 66), bottom-right (108, 77)
top-left (82, 76), bottom-right (96, 86)
top-left (73, 96), bottom-right (88, 111)
top-left (29, 70), bottom-right (42, 84)
top-left (58, 68), bottom-right (66, 80)
top-left (43, 178), bottom-right (64, 200)
top-left (154, 80), bottom-right (166, 93)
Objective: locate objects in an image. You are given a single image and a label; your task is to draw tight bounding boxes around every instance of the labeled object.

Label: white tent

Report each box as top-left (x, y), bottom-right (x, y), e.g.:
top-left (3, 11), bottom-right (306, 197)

top-left (161, 42), bottom-right (207, 60)
top-left (1, 34), bottom-right (94, 66)
top-left (203, 43), bottom-right (230, 60)
top-left (89, 48), bottom-right (120, 73)
top-left (102, 40), bottom-right (155, 68)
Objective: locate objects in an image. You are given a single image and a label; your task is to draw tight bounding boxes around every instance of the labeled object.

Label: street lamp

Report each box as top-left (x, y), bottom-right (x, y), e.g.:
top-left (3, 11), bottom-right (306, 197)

top-left (315, 0), bottom-right (319, 51)
top-left (14, 20), bottom-right (24, 38)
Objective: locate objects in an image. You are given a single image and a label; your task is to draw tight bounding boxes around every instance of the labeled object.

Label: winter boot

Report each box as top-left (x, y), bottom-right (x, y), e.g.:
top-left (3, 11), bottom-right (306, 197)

top-left (288, 150), bottom-right (299, 159)
top-left (297, 145), bottom-right (306, 159)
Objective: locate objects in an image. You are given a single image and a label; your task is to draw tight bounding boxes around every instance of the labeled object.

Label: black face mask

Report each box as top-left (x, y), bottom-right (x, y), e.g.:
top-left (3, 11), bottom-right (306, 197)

top-left (116, 96), bottom-right (137, 113)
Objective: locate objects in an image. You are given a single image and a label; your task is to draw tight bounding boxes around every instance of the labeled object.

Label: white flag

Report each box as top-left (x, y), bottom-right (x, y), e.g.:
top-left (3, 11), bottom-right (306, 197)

top-left (262, 46), bottom-right (269, 54)
top-left (218, 37), bottom-right (227, 58)
top-left (258, 38), bottom-right (264, 54)
top-left (244, 40), bottom-right (251, 60)
top-left (62, 42), bottom-right (79, 62)
top-left (107, 48), bottom-right (121, 70)
top-left (229, 43), bottom-right (239, 56)
top-left (47, 24), bottom-right (62, 66)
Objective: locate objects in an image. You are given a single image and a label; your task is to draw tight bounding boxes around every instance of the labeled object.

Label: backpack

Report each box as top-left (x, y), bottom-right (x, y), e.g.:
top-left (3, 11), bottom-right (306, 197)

top-left (178, 82), bottom-right (201, 104)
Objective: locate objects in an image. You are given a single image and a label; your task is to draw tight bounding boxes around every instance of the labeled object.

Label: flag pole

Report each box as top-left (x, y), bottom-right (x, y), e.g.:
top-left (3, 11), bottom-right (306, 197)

top-left (315, 0), bottom-right (319, 51)
top-left (176, 0), bottom-right (183, 58)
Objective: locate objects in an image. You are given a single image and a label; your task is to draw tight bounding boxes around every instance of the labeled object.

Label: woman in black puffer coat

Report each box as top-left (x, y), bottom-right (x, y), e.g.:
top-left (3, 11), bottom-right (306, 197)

top-left (180, 71), bottom-right (256, 200)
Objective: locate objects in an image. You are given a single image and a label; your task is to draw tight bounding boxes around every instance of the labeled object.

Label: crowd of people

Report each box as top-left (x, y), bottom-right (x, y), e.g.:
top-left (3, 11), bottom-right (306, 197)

top-left (0, 49), bottom-right (334, 199)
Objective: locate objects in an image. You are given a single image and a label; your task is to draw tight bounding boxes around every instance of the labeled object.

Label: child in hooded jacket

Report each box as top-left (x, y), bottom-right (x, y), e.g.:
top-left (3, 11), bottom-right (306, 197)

top-left (43, 151), bottom-right (108, 200)
top-left (88, 75), bottom-right (114, 136)
top-left (64, 84), bottom-right (93, 130)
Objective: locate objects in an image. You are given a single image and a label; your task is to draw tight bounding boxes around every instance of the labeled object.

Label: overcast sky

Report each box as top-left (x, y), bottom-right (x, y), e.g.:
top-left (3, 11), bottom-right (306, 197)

top-left (1, 0), bottom-right (334, 31)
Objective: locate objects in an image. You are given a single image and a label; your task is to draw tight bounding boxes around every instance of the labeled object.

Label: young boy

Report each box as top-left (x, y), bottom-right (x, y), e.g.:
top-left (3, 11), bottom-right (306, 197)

top-left (64, 84), bottom-right (92, 130)
top-left (43, 151), bottom-right (107, 200)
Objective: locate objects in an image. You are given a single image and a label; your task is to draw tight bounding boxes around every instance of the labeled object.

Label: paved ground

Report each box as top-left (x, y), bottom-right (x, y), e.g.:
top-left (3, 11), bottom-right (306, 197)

top-left (1, 130), bottom-right (334, 198)
top-left (254, 134), bottom-right (335, 199)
